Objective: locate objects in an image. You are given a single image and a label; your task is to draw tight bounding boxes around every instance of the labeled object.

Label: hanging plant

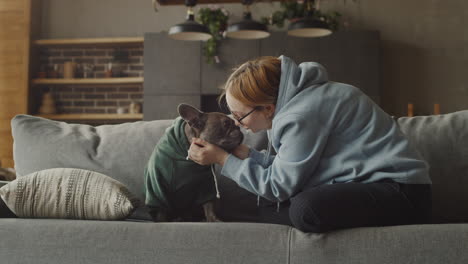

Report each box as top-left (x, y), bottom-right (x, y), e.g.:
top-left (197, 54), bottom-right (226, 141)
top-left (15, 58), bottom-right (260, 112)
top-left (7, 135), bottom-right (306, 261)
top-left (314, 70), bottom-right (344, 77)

top-left (260, 1), bottom-right (342, 31)
top-left (197, 5), bottom-right (229, 64)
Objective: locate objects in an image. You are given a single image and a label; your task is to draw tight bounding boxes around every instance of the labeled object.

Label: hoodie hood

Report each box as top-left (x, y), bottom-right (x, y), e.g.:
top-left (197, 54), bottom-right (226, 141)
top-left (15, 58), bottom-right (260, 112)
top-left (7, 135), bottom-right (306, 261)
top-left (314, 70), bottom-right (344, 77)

top-left (257, 56), bottom-right (329, 207)
top-left (275, 56), bottom-right (329, 115)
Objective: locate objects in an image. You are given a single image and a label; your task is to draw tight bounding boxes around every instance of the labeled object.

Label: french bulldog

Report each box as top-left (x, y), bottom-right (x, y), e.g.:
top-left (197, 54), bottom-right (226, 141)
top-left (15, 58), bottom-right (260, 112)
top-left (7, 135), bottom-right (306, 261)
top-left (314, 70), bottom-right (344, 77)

top-left (144, 103), bottom-right (243, 222)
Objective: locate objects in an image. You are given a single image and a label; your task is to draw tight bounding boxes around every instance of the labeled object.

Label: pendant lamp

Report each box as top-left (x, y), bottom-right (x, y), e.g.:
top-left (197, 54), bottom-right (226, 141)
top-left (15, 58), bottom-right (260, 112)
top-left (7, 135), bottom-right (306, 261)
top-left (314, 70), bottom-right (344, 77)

top-left (287, 0), bottom-right (332, 38)
top-left (226, 0), bottom-right (270, 40)
top-left (168, 0), bottom-right (212, 41)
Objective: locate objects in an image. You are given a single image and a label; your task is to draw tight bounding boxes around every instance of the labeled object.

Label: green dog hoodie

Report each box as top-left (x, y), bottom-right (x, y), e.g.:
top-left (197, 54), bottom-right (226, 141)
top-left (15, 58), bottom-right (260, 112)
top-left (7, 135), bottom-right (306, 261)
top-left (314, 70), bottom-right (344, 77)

top-left (144, 117), bottom-right (216, 217)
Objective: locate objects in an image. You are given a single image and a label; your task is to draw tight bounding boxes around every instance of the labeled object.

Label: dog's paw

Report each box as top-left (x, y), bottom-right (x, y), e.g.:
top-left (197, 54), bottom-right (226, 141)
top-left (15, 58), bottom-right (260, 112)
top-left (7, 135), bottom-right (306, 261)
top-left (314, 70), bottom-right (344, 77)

top-left (205, 215), bottom-right (222, 222)
top-left (149, 208), bottom-right (169, 222)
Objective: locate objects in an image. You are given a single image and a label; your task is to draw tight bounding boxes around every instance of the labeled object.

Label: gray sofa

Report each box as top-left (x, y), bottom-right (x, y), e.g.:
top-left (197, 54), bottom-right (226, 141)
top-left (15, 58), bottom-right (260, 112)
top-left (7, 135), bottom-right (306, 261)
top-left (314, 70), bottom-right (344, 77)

top-left (1, 110), bottom-right (468, 264)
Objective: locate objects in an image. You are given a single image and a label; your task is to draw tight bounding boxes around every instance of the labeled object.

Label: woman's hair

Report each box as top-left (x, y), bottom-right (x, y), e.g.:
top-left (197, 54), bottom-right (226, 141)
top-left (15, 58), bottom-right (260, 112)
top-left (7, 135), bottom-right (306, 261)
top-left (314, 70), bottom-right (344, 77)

top-left (218, 56), bottom-right (281, 108)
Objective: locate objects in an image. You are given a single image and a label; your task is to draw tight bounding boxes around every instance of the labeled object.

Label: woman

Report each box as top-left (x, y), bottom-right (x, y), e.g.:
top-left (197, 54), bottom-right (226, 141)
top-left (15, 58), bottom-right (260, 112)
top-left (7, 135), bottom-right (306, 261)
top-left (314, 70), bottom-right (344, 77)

top-left (187, 56), bottom-right (432, 233)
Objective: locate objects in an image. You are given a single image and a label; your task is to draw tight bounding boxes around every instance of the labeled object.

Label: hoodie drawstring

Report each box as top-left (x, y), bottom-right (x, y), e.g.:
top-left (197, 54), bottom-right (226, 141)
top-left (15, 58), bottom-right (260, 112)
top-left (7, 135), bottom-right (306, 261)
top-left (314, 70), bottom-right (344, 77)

top-left (187, 153), bottom-right (221, 199)
top-left (211, 165), bottom-right (221, 199)
top-left (258, 136), bottom-right (280, 212)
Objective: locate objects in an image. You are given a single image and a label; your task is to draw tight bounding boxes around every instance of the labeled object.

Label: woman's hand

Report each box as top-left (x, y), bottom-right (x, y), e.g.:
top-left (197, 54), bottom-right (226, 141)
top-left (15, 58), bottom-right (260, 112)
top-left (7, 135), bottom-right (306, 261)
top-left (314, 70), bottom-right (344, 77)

top-left (232, 144), bottom-right (250, 160)
top-left (188, 138), bottom-right (229, 166)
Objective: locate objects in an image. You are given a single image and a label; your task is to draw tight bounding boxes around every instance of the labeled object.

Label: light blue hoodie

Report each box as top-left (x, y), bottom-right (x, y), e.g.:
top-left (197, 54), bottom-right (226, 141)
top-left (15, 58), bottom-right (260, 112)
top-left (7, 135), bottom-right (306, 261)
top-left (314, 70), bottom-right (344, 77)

top-left (221, 56), bottom-right (431, 202)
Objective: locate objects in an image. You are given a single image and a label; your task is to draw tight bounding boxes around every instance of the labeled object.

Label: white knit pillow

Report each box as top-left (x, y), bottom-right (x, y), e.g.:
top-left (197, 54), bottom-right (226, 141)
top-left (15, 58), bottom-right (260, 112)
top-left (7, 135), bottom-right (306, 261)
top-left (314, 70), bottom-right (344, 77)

top-left (0, 168), bottom-right (140, 220)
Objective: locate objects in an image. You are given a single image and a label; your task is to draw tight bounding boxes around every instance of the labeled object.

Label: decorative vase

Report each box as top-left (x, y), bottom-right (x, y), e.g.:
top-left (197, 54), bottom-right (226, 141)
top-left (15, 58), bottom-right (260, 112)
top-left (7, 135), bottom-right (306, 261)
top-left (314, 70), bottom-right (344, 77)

top-left (129, 102), bottom-right (141, 114)
top-left (63, 61), bottom-right (77, 79)
top-left (38, 92), bottom-right (57, 114)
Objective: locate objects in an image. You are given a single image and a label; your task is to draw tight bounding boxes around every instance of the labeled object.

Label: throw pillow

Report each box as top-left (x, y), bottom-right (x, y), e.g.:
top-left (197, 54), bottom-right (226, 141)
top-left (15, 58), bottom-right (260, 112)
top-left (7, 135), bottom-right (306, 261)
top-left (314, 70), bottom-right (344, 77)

top-left (0, 168), bottom-right (140, 220)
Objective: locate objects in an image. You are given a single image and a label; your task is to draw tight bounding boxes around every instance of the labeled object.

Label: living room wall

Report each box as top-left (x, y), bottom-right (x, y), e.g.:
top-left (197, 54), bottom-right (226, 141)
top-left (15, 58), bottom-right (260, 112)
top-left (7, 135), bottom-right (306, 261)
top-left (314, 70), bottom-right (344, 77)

top-left (39, 0), bottom-right (468, 116)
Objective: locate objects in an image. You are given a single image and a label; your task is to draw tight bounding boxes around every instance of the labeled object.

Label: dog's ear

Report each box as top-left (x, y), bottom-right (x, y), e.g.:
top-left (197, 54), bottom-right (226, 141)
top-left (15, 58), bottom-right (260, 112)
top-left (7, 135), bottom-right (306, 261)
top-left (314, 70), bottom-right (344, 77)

top-left (178, 104), bottom-right (204, 129)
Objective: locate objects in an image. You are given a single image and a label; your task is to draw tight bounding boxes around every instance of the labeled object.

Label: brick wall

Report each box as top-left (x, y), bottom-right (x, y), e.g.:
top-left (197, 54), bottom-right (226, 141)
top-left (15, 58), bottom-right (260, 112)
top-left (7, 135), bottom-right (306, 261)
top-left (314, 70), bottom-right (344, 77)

top-left (47, 85), bottom-right (142, 114)
top-left (36, 46), bottom-right (143, 114)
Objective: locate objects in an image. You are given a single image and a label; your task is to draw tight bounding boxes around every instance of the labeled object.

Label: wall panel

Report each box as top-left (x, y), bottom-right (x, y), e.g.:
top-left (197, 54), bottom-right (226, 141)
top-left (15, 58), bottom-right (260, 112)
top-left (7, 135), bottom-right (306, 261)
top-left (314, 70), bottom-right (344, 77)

top-left (144, 31), bottom-right (380, 120)
top-left (0, 0), bottom-right (33, 168)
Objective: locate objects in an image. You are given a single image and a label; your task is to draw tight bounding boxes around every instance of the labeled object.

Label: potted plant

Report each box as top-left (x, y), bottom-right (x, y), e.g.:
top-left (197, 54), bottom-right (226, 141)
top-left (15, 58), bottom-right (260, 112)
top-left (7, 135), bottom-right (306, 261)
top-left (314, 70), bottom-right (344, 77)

top-left (260, 1), bottom-right (342, 32)
top-left (197, 5), bottom-right (229, 64)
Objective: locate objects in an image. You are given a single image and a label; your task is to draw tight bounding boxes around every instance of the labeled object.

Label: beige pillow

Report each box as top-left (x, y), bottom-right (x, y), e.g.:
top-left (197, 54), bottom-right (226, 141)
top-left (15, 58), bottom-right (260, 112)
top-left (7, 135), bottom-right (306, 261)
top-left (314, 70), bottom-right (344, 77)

top-left (0, 168), bottom-right (140, 220)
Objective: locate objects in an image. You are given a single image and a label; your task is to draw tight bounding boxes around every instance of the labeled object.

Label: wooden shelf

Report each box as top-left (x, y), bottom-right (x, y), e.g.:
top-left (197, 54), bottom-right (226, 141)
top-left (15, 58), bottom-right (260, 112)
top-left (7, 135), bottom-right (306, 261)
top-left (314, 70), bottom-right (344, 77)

top-left (34, 37), bottom-right (144, 47)
top-left (36, 114), bottom-right (143, 120)
top-left (32, 77), bottom-right (144, 85)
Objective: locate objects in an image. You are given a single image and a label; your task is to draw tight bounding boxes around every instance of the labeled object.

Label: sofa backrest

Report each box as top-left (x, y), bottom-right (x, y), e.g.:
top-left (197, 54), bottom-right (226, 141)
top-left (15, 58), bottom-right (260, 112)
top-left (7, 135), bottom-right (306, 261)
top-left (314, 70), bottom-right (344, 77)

top-left (11, 111), bottom-right (468, 223)
top-left (397, 110), bottom-right (468, 223)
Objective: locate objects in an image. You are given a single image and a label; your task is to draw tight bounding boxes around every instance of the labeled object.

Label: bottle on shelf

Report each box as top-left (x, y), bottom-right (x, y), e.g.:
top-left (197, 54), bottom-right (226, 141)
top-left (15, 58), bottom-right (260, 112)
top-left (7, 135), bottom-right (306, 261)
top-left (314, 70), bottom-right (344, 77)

top-left (104, 62), bottom-right (113, 78)
top-left (433, 103), bottom-right (441, 115)
top-left (47, 64), bottom-right (59, 78)
top-left (63, 61), bottom-right (77, 79)
top-left (407, 103), bottom-right (414, 117)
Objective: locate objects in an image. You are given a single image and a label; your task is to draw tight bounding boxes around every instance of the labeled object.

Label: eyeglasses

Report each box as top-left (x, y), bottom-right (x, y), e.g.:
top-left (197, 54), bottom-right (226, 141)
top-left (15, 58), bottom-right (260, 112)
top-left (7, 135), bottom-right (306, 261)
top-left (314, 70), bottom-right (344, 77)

top-left (232, 106), bottom-right (260, 125)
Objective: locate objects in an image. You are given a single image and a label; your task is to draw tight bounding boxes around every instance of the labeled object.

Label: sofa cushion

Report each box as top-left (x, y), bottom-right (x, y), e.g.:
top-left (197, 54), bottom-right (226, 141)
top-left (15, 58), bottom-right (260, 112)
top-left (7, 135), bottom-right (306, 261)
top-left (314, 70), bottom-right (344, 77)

top-left (11, 115), bottom-right (175, 220)
top-left (11, 115), bottom-right (172, 204)
top-left (397, 110), bottom-right (468, 223)
top-left (0, 168), bottom-right (139, 220)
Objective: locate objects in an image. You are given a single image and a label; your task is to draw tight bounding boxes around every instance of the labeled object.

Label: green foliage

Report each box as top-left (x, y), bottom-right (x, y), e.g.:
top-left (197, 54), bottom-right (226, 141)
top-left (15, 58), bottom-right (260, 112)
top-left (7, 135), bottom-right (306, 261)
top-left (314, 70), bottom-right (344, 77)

top-left (195, 2), bottom-right (343, 64)
top-left (261, 1), bottom-right (342, 31)
top-left (198, 6), bottom-right (229, 64)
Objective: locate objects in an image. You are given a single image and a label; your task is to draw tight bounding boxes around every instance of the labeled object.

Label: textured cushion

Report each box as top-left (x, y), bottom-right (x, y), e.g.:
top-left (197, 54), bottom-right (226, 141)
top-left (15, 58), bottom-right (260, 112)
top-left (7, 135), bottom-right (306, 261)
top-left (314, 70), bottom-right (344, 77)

top-left (397, 110), bottom-right (468, 223)
top-left (0, 168), bottom-right (139, 220)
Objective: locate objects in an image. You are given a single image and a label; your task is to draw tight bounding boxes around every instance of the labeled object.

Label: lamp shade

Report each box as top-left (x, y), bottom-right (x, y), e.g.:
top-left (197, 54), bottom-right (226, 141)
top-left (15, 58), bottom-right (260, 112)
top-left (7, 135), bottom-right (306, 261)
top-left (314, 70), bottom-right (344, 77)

top-left (169, 19), bottom-right (212, 41)
top-left (287, 17), bottom-right (332, 38)
top-left (226, 18), bottom-right (270, 40)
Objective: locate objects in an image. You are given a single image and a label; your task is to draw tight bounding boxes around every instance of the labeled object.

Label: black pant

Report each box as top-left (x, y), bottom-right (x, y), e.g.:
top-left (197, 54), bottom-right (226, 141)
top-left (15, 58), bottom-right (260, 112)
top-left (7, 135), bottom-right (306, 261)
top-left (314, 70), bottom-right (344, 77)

top-left (0, 196), bottom-right (16, 218)
top-left (258, 179), bottom-right (432, 233)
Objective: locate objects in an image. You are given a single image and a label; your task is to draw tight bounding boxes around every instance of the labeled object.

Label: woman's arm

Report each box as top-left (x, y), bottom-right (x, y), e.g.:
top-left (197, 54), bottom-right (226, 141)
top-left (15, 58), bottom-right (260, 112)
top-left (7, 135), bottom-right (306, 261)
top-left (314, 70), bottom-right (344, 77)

top-left (188, 114), bottom-right (329, 202)
top-left (221, 114), bottom-right (330, 202)
top-left (249, 148), bottom-right (275, 167)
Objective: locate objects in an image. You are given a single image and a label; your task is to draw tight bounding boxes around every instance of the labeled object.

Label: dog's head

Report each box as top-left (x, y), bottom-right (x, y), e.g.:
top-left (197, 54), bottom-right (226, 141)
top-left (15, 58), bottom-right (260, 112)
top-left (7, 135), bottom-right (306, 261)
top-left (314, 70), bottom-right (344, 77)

top-left (178, 104), bottom-right (244, 152)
